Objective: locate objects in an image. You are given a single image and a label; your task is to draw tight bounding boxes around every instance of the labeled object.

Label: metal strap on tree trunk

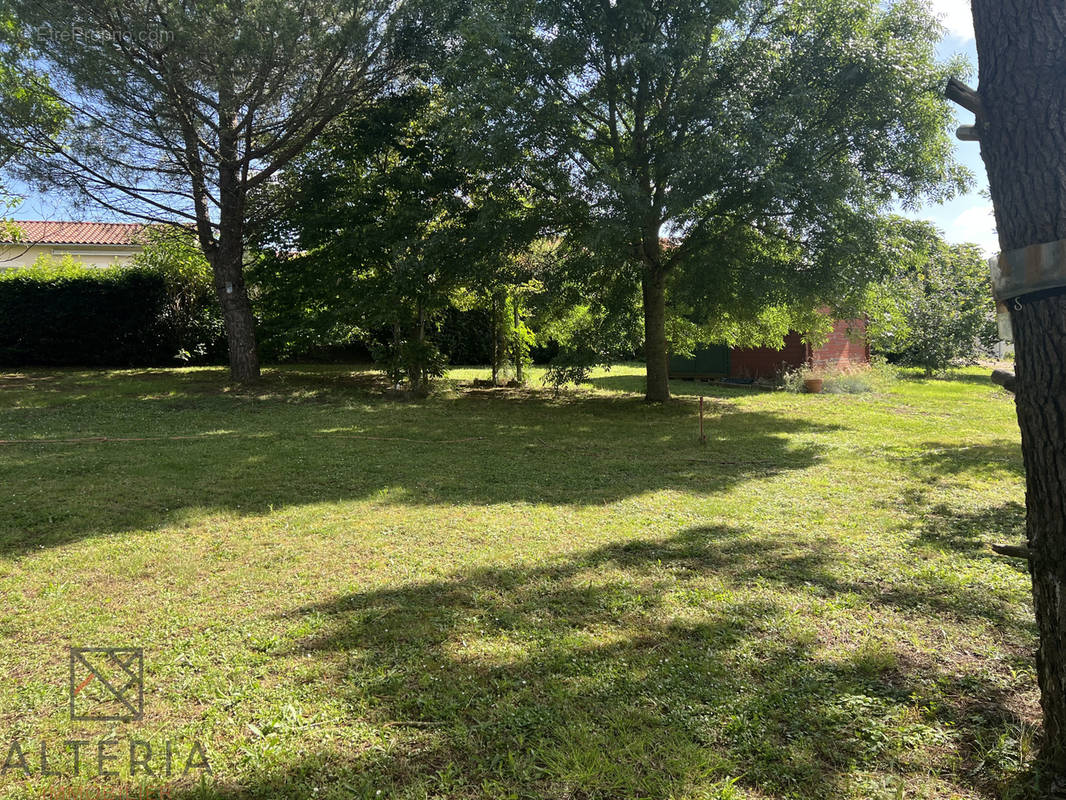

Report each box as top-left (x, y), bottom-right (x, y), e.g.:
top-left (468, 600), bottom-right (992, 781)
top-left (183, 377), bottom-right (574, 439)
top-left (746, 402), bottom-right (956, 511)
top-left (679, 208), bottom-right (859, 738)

top-left (989, 238), bottom-right (1066, 341)
top-left (991, 238), bottom-right (1066, 300)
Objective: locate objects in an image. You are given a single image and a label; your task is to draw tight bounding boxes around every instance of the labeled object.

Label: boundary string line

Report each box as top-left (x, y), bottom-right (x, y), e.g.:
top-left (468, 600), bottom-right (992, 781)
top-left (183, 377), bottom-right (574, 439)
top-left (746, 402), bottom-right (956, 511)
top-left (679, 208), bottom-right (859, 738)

top-left (0, 434), bottom-right (486, 446)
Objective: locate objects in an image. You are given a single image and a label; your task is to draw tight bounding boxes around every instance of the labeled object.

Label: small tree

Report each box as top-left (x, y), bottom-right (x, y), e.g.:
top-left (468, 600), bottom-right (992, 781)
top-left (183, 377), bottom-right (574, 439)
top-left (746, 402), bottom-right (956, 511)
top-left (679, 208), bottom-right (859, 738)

top-left (4, 0), bottom-right (437, 381)
top-left (253, 88), bottom-right (537, 392)
top-left (865, 222), bottom-right (997, 375)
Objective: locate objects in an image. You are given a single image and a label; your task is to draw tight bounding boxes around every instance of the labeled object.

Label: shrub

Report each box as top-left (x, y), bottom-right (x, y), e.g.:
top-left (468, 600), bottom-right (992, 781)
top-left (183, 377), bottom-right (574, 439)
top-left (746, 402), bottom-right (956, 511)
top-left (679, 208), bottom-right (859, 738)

top-left (779, 364), bottom-right (880, 394)
top-left (130, 229), bottom-right (225, 364)
top-left (0, 238), bottom-right (224, 367)
top-left (0, 258), bottom-right (171, 366)
top-left (371, 334), bottom-right (448, 391)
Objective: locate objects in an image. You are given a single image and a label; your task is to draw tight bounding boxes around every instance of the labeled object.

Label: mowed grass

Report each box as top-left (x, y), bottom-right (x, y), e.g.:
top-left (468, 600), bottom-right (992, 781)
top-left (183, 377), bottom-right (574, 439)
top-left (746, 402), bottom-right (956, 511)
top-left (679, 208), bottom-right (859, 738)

top-left (0, 363), bottom-right (1036, 799)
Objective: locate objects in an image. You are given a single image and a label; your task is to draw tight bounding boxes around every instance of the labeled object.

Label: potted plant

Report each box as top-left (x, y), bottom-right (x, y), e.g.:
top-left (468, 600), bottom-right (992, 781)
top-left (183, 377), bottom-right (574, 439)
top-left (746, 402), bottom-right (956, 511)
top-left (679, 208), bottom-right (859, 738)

top-left (803, 368), bottom-right (824, 394)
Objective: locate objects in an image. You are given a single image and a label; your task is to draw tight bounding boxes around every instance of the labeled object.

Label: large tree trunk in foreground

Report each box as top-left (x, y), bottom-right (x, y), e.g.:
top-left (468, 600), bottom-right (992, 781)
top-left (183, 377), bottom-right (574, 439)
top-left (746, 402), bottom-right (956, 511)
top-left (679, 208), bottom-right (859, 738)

top-left (642, 266), bottom-right (670, 403)
top-left (972, 0), bottom-right (1066, 778)
top-left (1013, 299), bottom-right (1066, 775)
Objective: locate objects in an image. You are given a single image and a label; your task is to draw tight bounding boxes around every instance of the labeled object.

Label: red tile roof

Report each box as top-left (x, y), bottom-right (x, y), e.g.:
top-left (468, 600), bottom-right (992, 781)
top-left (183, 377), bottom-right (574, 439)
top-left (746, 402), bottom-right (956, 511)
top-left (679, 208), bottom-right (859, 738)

top-left (3, 221), bottom-right (146, 246)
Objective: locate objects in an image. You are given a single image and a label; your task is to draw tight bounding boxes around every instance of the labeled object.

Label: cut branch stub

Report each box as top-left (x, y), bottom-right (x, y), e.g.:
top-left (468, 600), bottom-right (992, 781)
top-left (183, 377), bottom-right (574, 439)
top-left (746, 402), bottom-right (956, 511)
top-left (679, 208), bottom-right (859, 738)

top-left (945, 77), bottom-right (985, 117)
top-left (991, 543), bottom-right (1031, 560)
top-left (992, 369), bottom-right (1017, 393)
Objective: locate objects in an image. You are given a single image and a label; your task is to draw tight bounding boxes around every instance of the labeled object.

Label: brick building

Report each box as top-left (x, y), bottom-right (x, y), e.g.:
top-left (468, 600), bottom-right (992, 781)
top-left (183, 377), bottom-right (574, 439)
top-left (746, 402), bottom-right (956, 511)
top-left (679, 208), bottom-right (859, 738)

top-left (669, 318), bottom-right (869, 380)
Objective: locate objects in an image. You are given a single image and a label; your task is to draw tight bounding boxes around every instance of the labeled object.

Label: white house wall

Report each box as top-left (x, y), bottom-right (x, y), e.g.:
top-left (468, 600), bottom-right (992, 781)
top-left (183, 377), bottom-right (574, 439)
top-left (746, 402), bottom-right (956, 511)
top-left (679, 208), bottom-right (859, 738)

top-left (0, 244), bottom-right (142, 269)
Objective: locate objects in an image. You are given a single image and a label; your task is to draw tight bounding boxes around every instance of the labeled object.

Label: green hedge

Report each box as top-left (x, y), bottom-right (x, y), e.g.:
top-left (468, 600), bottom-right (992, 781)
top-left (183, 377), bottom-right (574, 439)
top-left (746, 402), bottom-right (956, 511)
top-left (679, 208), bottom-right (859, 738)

top-left (0, 263), bottom-right (225, 367)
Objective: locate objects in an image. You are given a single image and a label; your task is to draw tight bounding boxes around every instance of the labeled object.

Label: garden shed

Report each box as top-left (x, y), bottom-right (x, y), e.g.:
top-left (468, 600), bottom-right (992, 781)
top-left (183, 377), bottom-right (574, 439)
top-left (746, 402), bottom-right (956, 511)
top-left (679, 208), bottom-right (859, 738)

top-left (669, 318), bottom-right (869, 380)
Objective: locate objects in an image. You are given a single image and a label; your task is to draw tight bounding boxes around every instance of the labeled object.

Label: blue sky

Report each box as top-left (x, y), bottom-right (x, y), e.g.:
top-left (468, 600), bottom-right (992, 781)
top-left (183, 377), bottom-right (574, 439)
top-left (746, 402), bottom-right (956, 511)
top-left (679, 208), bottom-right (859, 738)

top-left (12, 1), bottom-right (995, 253)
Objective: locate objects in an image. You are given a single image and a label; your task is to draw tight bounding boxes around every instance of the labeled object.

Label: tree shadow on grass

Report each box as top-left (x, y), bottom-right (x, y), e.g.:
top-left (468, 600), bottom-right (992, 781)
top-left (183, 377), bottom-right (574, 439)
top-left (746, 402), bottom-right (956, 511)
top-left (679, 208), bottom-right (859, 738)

top-left (894, 369), bottom-right (1002, 387)
top-left (913, 441), bottom-right (1024, 479)
top-left (0, 373), bottom-right (838, 556)
top-left (913, 501), bottom-right (1026, 557)
top-left (156, 525), bottom-right (1036, 799)
top-left (887, 439), bottom-right (1027, 565)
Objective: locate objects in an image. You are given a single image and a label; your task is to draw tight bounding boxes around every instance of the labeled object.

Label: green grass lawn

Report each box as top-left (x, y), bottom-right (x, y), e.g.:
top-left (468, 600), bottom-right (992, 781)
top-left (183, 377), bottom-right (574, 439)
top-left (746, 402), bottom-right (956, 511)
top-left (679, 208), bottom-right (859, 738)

top-left (0, 363), bottom-right (1035, 799)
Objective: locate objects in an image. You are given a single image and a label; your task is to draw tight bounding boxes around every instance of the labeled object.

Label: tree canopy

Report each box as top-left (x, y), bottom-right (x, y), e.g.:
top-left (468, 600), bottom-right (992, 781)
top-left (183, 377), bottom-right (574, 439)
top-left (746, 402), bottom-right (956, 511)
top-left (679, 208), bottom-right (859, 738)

top-left (452, 0), bottom-right (969, 399)
top-left (2, 0), bottom-right (443, 380)
top-left (864, 219), bottom-right (997, 374)
top-left (252, 88), bottom-right (541, 388)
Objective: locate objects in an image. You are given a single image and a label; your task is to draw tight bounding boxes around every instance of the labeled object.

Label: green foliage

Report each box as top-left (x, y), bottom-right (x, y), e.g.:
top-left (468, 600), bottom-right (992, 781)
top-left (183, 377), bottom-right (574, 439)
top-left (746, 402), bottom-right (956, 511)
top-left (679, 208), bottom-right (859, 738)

top-left (668, 305), bottom-right (838, 359)
top-left (5, 253), bottom-right (87, 279)
top-left (132, 228), bottom-right (225, 363)
top-left (520, 240), bottom-right (644, 386)
top-left (481, 288), bottom-right (537, 383)
top-left (431, 306), bottom-right (495, 366)
top-left (453, 0), bottom-right (969, 392)
top-left (371, 333), bottom-right (448, 391)
top-left (252, 88), bottom-right (540, 388)
top-left (537, 291), bottom-right (644, 387)
top-left (0, 245), bottom-right (223, 366)
top-left (0, 10), bottom-right (66, 202)
top-left (0, 262), bottom-right (170, 366)
top-left (866, 221), bottom-right (997, 375)
top-left (509, 302), bottom-right (535, 380)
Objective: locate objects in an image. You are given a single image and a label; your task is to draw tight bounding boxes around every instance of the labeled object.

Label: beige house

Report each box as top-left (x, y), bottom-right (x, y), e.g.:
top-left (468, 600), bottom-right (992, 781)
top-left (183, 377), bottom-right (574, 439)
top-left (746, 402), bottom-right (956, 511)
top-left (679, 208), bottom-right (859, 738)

top-left (0, 220), bottom-right (145, 268)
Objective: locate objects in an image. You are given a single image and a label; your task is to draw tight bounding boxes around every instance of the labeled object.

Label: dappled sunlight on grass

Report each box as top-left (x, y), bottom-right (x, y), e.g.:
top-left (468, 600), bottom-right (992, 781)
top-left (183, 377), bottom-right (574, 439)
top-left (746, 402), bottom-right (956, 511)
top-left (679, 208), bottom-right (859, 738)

top-left (0, 362), bottom-right (1037, 799)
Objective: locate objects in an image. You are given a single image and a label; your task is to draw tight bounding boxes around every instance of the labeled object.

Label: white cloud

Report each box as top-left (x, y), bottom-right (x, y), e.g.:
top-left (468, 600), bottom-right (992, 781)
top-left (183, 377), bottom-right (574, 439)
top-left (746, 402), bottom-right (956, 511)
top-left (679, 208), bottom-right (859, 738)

top-left (943, 203), bottom-right (998, 254)
top-left (928, 0), bottom-right (974, 41)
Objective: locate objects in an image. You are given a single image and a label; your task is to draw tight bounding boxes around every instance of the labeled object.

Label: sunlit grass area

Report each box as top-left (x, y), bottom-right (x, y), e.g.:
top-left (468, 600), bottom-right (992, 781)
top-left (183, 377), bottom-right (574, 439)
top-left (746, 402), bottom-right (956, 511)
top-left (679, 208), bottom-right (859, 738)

top-left (0, 363), bottom-right (1034, 799)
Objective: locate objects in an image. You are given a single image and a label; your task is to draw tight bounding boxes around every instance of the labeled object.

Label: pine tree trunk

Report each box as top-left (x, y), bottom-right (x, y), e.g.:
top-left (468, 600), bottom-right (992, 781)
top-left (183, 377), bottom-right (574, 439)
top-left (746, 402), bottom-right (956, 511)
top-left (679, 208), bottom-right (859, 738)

top-left (209, 240), bottom-right (260, 384)
top-left (207, 112), bottom-right (260, 384)
top-left (642, 265), bottom-right (670, 402)
top-left (972, 0), bottom-right (1066, 777)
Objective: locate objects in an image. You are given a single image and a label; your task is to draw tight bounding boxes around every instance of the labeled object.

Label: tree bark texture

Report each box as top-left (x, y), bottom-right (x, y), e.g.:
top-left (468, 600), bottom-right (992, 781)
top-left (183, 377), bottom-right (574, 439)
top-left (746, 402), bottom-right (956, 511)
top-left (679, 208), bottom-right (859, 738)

top-left (642, 265), bottom-right (670, 402)
top-left (972, 0), bottom-right (1066, 776)
top-left (513, 298), bottom-right (524, 384)
top-left (209, 240), bottom-right (260, 384)
top-left (207, 93), bottom-right (261, 384)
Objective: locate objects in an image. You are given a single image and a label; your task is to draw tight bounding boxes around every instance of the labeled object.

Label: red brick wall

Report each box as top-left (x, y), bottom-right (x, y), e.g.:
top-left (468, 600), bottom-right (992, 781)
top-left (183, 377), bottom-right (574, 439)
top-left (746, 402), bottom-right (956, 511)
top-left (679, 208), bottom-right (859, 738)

top-left (810, 319), bottom-right (869, 370)
top-left (726, 319), bottom-right (869, 379)
top-left (729, 332), bottom-right (809, 379)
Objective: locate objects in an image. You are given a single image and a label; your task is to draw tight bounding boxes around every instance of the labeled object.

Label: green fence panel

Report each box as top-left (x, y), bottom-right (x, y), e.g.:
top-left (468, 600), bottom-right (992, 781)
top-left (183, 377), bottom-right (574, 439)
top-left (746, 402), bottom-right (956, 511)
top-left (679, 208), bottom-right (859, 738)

top-left (668, 345), bottom-right (730, 378)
